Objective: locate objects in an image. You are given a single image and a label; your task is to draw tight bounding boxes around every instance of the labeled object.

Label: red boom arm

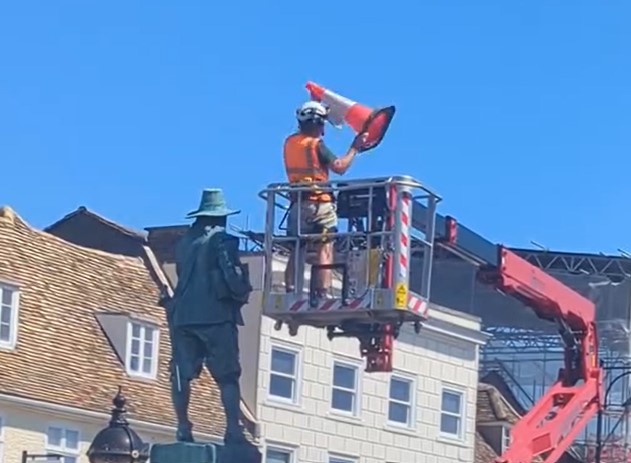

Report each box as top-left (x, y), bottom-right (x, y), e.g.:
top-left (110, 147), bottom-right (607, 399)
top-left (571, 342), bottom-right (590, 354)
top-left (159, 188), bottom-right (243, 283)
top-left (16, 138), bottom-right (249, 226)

top-left (439, 217), bottom-right (603, 463)
top-left (480, 248), bottom-right (603, 463)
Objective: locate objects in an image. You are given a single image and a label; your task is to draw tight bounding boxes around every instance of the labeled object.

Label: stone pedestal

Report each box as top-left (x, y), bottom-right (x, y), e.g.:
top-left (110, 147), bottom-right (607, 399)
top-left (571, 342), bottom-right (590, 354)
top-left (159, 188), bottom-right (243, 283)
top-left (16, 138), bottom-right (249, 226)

top-left (218, 441), bottom-right (262, 463)
top-left (151, 443), bottom-right (217, 463)
top-left (150, 442), bottom-right (261, 463)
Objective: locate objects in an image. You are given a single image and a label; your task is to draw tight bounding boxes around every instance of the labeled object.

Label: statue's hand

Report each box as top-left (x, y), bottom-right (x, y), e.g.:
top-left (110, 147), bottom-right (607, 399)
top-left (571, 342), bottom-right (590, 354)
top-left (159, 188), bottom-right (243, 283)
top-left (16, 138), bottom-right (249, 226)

top-left (217, 237), bottom-right (253, 303)
top-left (158, 284), bottom-right (173, 309)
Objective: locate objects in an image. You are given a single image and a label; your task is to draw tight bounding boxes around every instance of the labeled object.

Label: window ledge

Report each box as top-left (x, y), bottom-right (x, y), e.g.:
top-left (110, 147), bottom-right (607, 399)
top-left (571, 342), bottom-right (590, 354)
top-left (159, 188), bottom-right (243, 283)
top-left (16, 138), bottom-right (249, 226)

top-left (327, 411), bottom-right (364, 425)
top-left (436, 435), bottom-right (468, 447)
top-left (126, 371), bottom-right (158, 383)
top-left (263, 397), bottom-right (304, 413)
top-left (383, 423), bottom-right (418, 437)
top-left (0, 343), bottom-right (16, 352)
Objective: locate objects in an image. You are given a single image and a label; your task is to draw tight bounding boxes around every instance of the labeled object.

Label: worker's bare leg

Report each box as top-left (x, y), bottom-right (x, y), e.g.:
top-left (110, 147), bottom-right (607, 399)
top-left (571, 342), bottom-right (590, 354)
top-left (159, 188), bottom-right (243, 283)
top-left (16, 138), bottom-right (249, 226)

top-left (285, 205), bottom-right (299, 292)
top-left (285, 248), bottom-right (296, 292)
top-left (315, 240), bottom-right (333, 297)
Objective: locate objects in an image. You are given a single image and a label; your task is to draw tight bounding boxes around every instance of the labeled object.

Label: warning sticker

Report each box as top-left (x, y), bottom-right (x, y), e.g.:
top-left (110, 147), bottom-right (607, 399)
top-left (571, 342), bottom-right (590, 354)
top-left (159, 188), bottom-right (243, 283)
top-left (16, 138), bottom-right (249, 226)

top-left (395, 283), bottom-right (407, 309)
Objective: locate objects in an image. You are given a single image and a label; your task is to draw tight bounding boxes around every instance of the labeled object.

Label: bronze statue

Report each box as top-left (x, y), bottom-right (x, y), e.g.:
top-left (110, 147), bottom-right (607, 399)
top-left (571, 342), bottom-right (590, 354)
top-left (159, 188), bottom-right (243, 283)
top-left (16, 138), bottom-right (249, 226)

top-left (161, 188), bottom-right (252, 446)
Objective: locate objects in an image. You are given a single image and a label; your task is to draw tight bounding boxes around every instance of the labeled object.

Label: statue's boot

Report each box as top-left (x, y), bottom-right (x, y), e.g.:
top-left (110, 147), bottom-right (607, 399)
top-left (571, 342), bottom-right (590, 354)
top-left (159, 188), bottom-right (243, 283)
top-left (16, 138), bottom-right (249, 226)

top-left (220, 380), bottom-right (248, 445)
top-left (176, 425), bottom-right (195, 443)
top-left (172, 376), bottom-right (195, 443)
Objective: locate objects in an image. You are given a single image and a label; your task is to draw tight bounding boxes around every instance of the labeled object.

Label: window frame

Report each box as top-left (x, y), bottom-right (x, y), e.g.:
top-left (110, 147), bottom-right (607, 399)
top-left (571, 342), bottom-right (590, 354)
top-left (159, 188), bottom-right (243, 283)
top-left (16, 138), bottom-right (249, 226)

top-left (330, 359), bottom-right (361, 416)
top-left (264, 443), bottom-right (296, 463)
top-left (387, 373), bottom-right (416, 428)
top-left (45, 425), bottom-right (81, 463)
top-left (328, 453), bottom-right (357, 463)
top-left (0, 284), bottom-right (20, 350)
top-left (501, 425), bottom-right (511, 453)
top-left (268, 343), bottom-right (301, 404)
top-left (439, 386), bottom-right (466, 439)
top-left (125, 321), bottom-right (160, 380)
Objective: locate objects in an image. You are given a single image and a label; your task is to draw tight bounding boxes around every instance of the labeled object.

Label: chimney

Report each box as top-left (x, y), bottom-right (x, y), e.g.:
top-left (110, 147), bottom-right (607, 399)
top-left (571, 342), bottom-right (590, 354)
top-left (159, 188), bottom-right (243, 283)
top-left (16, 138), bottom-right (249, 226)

top-left (0, 206), bottom-right (15, 224)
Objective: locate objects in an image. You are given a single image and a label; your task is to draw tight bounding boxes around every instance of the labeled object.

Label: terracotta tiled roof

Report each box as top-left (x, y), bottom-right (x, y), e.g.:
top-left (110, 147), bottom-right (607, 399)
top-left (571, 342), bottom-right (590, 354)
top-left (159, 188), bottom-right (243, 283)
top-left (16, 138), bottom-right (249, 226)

top-left (475, 431), bottom-right (499, 463)
top-left (43, 208), bottom-right (258, 435)
top-left (480, 370), bottom-right (528, 415)
top-left (0, 206), bottom-right (227, 438)
top-left (477, 382), bottom-right (520, 425)
top-left (475, 382), bottom-right (546, 463)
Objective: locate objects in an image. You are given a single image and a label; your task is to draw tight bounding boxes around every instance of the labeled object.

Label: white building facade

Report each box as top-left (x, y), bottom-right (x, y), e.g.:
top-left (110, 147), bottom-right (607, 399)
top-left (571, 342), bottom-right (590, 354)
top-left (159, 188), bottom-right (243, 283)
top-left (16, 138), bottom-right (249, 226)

top-left (146, 236), bottom-right (492, 463)
top-left (0, 397), bottom-right (223, 463)
top-left (256, 300), bottom-right (488, 463)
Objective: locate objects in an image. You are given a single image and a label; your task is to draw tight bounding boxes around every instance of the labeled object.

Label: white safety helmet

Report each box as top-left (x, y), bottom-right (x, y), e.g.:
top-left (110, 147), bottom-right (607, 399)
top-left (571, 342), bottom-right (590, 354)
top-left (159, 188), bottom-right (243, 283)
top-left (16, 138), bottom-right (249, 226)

top-left (296, 100), bottom-right (329, 124)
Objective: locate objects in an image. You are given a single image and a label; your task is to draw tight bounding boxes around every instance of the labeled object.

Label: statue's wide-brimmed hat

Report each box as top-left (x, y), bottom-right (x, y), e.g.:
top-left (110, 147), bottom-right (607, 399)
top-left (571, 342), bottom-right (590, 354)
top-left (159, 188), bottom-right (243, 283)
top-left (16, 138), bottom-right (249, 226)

top-left (186, 188), bottom-right (240, 218)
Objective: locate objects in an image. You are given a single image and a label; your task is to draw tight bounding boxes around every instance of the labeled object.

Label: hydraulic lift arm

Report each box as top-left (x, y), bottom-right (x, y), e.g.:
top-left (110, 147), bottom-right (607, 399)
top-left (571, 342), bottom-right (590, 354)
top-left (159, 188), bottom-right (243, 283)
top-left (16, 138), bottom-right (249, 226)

top-left (416, 205), bottom-right (603, 463)
top-left (477, 245), bottom-right (601, 463)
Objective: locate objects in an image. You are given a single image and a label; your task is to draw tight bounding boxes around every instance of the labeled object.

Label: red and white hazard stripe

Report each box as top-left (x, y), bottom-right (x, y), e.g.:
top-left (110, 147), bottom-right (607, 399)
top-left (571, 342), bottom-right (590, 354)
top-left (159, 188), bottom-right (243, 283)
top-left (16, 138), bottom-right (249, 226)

top-left (408, 294), bottom-right (429, 318)
top-left (288, 292), bottom-right (369, 313)
top-left (399, 195), bottom-right (411, 280)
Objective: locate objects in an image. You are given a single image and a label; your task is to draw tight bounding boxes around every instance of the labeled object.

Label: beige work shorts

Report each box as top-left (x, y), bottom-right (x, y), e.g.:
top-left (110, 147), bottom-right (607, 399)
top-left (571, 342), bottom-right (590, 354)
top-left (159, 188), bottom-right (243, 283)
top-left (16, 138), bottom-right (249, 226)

top-left (287, 201), bottom-right (338, 235)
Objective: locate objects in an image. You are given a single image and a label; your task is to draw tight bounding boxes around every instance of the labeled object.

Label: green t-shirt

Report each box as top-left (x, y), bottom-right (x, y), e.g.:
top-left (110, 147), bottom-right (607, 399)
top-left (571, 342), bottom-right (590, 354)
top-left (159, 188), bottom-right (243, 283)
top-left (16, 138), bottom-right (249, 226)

top-left (317, 140), bottom-right (337, 167)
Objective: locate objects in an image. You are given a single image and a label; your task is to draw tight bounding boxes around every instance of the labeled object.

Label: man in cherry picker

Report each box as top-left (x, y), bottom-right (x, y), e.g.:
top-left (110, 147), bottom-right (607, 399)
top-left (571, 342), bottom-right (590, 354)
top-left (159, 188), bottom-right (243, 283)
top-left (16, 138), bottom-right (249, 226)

top-left (283, 100), bottom-right (367, 299)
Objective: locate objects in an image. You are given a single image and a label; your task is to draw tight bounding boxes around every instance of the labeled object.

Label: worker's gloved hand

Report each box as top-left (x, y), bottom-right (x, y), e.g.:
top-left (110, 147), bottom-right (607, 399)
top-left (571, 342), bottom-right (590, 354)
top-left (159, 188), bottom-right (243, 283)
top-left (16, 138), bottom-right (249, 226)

top-left (352, 131), bottom-right (370, 151)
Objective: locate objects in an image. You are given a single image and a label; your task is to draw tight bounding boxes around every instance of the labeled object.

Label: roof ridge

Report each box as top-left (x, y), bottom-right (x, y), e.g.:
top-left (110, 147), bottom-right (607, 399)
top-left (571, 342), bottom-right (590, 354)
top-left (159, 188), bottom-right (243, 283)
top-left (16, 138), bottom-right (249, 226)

top-left (4, 205), bottom-right (144, 264)
top-left (45, 206), bottom-right (147, 240)
top-left (478, 381), bottom-right (523, 419)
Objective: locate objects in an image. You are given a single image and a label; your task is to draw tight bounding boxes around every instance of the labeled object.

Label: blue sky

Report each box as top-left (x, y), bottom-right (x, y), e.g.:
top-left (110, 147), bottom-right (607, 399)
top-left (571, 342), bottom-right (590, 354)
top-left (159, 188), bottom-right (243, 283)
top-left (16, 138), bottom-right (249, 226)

top-left (1, 1), bottom-right (630, 254)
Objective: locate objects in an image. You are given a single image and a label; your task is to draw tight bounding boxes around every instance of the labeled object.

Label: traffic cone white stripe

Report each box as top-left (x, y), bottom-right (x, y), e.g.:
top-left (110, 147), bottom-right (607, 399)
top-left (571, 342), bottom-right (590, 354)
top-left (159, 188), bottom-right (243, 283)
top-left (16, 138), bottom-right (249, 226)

top-left (319, 89), bottom-right (357, 128)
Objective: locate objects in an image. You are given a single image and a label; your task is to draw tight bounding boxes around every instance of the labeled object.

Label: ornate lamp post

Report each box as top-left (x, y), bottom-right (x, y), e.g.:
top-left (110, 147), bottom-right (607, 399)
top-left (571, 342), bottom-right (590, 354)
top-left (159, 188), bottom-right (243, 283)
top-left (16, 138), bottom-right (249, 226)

top-left (87, 387), bottom-right (150, 463)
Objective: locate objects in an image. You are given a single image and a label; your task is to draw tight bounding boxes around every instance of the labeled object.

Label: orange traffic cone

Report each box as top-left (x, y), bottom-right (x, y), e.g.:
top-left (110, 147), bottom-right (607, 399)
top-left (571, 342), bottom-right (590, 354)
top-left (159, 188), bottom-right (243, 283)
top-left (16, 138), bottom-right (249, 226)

top-left (305, 81), bottom-right (396, 153)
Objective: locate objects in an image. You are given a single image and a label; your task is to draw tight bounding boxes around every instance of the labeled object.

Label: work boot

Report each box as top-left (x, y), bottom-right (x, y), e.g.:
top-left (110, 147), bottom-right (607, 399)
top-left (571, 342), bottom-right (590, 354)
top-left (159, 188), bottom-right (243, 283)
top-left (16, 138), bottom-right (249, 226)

top-left (172, 374), bottom-right (194, 443)
top-left (314, 288), bottom-right (334, 304)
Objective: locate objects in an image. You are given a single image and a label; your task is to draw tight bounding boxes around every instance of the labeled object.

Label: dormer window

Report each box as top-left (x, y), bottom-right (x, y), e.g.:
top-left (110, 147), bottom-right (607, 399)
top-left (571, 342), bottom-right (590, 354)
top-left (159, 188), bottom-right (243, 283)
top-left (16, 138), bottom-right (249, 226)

top-left (501, 425), bottom-right (511, 453)
top-left (126, 321), bottom-right (159, 379)
top-left (478, 423), bottom-right (513, 455)
top-left (0, 283), bottom-right (19, 350)
top-left (95, 312), bottom-right (160, 380)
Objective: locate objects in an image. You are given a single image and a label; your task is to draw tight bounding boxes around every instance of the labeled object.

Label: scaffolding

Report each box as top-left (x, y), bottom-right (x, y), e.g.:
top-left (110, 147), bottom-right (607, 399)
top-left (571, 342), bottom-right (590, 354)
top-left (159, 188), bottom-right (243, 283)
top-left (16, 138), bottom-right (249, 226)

top-left (429, 248), bottom-right (631, 463)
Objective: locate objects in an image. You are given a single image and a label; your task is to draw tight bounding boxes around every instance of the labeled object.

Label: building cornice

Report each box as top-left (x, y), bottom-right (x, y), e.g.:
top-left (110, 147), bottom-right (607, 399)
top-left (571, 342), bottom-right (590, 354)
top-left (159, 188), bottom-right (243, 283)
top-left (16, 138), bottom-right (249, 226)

top-left (422, 317), bottom-right (491, 346)
top-left (0, 393), bottom-right (222, 442)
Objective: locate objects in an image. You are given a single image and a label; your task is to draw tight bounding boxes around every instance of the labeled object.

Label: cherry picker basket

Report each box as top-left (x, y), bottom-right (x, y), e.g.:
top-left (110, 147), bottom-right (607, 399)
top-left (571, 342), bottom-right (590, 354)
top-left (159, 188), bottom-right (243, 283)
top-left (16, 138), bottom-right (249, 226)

top-left (258, 176), bottom-right (441, 371)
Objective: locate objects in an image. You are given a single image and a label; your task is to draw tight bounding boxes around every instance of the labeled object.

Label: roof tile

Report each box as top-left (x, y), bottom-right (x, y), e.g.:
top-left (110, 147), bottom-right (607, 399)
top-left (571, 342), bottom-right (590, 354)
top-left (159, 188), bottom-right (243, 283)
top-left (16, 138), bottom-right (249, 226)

top-left (475, 431), bottom-right (499, 463)
top-left (0, 206), bottom-right (226, 437)
top-left (477, 382), bottom-right (520, 425)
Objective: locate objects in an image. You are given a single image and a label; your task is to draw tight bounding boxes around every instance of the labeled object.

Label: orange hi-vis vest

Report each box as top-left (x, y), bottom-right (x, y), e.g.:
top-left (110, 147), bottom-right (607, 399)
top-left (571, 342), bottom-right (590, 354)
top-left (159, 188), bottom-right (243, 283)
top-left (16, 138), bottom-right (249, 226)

top-left (283, 133), bottom-right (332, 202)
